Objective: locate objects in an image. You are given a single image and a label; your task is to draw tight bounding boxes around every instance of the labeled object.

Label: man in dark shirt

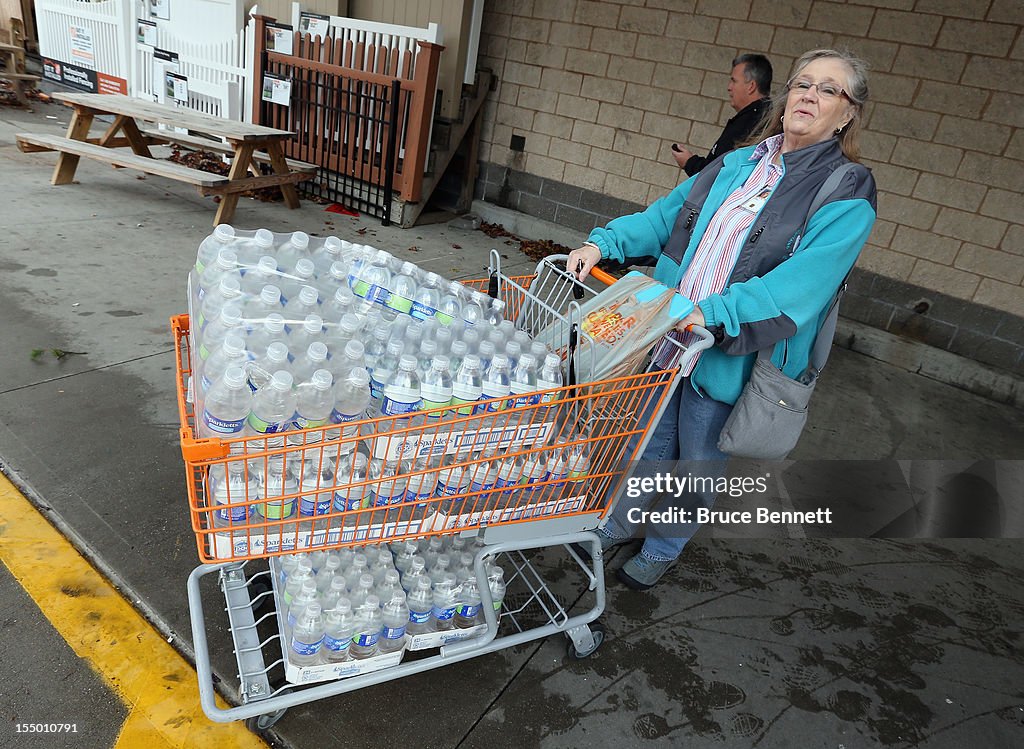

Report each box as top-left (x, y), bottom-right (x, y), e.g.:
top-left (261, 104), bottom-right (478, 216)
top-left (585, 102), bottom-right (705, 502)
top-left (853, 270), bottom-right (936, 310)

top-left (672, 53), bottom-right (773, 176)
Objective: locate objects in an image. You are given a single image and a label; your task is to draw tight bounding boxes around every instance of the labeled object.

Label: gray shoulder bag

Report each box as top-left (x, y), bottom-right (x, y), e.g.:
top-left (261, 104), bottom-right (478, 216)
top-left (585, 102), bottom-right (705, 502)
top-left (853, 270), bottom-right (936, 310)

top-left (717, 163), bottom-right (857, 460)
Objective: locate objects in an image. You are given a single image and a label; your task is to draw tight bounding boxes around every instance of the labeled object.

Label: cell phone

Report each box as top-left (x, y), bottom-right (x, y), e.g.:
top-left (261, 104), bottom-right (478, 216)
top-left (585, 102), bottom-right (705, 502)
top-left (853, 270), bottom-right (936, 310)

top-left (671, 143), bottom-right (682, 152)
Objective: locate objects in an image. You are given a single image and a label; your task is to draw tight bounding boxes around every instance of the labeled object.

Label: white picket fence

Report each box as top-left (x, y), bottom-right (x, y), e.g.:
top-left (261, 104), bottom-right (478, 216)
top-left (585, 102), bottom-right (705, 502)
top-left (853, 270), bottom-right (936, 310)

top-left (35, 0), bottom-right (133, 79)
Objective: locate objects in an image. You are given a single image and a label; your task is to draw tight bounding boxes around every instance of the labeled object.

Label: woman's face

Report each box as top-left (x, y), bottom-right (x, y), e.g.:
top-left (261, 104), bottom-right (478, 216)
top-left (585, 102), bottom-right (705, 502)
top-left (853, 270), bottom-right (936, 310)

top-left (782, 58), bottom-right (854, 149)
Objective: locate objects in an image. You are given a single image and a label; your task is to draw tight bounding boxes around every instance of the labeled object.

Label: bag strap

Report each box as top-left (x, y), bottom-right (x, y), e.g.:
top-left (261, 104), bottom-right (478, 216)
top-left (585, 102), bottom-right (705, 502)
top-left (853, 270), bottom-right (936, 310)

top-left (759, 162), bottom-right (858, 377)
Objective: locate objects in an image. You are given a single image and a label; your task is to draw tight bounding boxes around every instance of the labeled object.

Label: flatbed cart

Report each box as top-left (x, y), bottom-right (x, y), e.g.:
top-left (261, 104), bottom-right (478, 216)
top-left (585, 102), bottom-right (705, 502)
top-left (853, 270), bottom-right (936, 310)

top-left (174, 251), bottom-right (713, 731)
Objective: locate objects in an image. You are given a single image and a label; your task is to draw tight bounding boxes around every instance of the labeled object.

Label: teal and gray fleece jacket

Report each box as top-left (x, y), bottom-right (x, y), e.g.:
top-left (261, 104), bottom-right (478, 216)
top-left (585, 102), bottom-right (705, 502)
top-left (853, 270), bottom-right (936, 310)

top-left (586, 137), bottom-right (877, 405)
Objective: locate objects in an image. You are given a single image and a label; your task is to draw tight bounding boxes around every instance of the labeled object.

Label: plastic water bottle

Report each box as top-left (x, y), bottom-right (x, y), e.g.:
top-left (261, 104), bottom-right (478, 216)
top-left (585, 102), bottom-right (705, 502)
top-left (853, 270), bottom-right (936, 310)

top-left (317, 260), bottom-right (353, 312)
top-left (349, 573), bottom-right (376, 610)
top-left (369, 458), bottom-right (408, 507)
top-left (455, 577), bottom-right (483, 628)
top-left (277, 230), bottom-right (310, 273)
top-left (201, 333), bottom-right (248, 396)
top-left (334, 453), bottom-right (370, 511)
top-left (279, 258), bottom-right (317, 305)
top-left (198, 276), bottom-right (243, 330)
top-left (197, 304), bottom-right (245, 363)
top-left (328, 315), bottom-right (363, 364)
top-left (257, 455), bottom-right (298, 520)
top-left (510, 353), bottom-right (539, 409)
top-left (283, 558), bottom-right (314, 605)
top-left (352, 249), bottom-right (393, 307)
top-left (419, 354), bottom-right (453, 421)
top-left (321, 580), bottom-right (349, 614)
top-left (364, 325), bottom-right (390, 373)
top-left (381, 355), bottom-right (421, 420)
top-left (290, 368), bottom-right (334, 452)
top-left (197, 248), bottom-right (241, 306)
top-left (516, 450), bottom-right (549, 512)
top-left (438, 282), bottom-right (464, 325)
top-left (416, 339), bottom-right (438, 380)
top-left (431, 574), bottom-right (459, 632)
top-left (436, 462), bottom-right (469, 515)
top-left (411, 272), bottom-right (443, 321)
top-left (373, 558), bottom-right (400, 591)
top-left (402, 555), bottom-right (428, 593)
top-left (469, 448), bottom-right (499, 493)
top-left (503, 340), bottom-right (522, 372)
top-left (451, 354), bottom-right (483, 417)
top-left (342, 553), bottom-right (369, 593)
top-left (387, 261), bottom-right (419, 315)
top-left (375, 569), bottom-right (402, 608)
top-left (195, 224), bottom-right (236, 275)
top-left (322, 600), bottom-right (355, 663)
top-left (208, 460), bottom-right (258, 527)
top-left (247, 310), bottom-right (287, 361)
top-left (403, 319), bottom-right (425, 355)
top-left (249, 341), bottom-right (290, 393)
top-left (379, 592), bottom-right (409, 653)
top-left (494, 454), bottom-right (525, 504)
top-left (448, 340), bottom-right (467, 379)
top-left (546, 441), bottom-right (570, 493)
top-left (323, 284), bottom-right (357, 324)
top-left (567, 443), bottom-right (591, 495)
top-left (312, 236), bottom-right (345, 277)
top-left (331, 339), bottom-right (366, 383)
top-left (243, 284), bottom-right (284, 336)
top-left (406, 577), bottom-right (434, 635)
top-left (329, 368), bottom-right (371, 450)
top-left (200, 365), bottom-right (252, 444)
top-left (485, 299), bottom-right (506, 327)
top-left (404, 458), bottom-right (438, 518)
top-left (480, 353), bottom-right (512, 413)
top-left (314, 554), bottom-right (342, 593)
top-left (288, 314), bottom-right (325, 357)
top-left (283, 285), bottom-right (321, 325)
top-left (462, 290), bottom-right (488, 326)
top-left (290, 602), bottom-right (325, 667)
top-left (462, 327), bottom-right (482, 355)
top-left (247, 371), bottom-right (297, 450)
top-left (240, 256), bottom-right (280, 298)
top-left (537, 354), bottom-right (564, 417)
top-left (235, 228), bottom-right (276, 269)
top-left (530, 341), bottom-right (549, 362)
top-left (488, 565), bottom-right (506, 617)
top-left (350, 597), bottom-right (383, 659)
top-left (477, 340), bottom-right (496, 372)
top-left (287, 578), bottom-right (319, 629)
top-left (293, 342), bottom-right (330, 386)
top-left (393, 540), bottom-right (419, 575)
top-left (370, 340), bottom-right (403, 410)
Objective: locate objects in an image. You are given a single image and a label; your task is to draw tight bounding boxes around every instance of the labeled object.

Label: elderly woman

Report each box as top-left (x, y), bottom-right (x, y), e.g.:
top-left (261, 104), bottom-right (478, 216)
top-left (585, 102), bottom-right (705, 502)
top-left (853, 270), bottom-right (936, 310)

top-left (567, 49), bottom-right (878, 590)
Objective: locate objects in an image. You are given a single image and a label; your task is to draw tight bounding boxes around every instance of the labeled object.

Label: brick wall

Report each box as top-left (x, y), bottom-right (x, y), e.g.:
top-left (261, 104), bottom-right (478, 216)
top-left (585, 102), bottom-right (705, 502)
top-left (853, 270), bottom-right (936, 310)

top-left (474, 0), bottom-right (1024, 377)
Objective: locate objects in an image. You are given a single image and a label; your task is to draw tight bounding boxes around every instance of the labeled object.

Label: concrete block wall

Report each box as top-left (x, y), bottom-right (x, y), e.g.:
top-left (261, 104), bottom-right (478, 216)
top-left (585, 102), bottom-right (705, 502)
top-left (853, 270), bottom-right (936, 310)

top-left (473, 0), bottom-right (1024, 377)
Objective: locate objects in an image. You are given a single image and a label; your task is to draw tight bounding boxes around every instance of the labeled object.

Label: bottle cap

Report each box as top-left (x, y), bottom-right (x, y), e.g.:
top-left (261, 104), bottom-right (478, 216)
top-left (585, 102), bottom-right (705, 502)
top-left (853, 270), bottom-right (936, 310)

top-left (267, 342), bottom-right (289, 362)
top-left (295, 258), bottom-right (315, 277)
top-left (260, 284), bottom-right (282, 305)
top-left (432, 355), bottom-right (451, 371)
top-left (374, 249), bottom-right (391, 263)
top-left (387, 340), bottom-right (404, 355)
top-left (303, 314), bottom-right (324, 334)
top-left (491, 353), bottom-right (509, 369)
top-left (257, 256), bottom-right (278, 273)
top-left (401, 261), bottom-right (417, 275)
top-left (324, 236), bottom-right (342, 252)
top-left (399, 354), bottom-right (418, 371)
top-left (345, 367), bottom-right (371, 386)
top-left (255, 228), bottom-right (274, 248)
top-left (216, 248), bottom-right (238, 268)
top-left (223, 365), bottom-right (247, 387)
top-left (224, 334), bottom-right (246, 355)
top-left (344, 340), bottom-right (365, 359)
top-left (221, 304), bottom-right (243, 326)
top-left (329, 260), bottom-right (347, 279)
top-left (213, 223), bottom-right (235, 242)
top-left (265, 312), bottom-right (285, 332)
top-left (518, 353), bottom-right (537, 369)
top-left (291, 231), bottom-right (310, 249)
top-left (299, 285), bottom-right (319, 304)
top-left (425, 272), bottom-right (440, 285)
top-left (272, 371), bottom-right (294, 390)
top-left (450, 340), bottom-right (468, 356)
top-left (219, 276), bottom-right (241, 295)
top-left (478, 340), bottom-right (496, 358)
top-left (462, 354), bottom-right (481, 370)
top-left (308, 341), bottom-right (328, 361)
top-left (544, 353), bottom-right (561, 368)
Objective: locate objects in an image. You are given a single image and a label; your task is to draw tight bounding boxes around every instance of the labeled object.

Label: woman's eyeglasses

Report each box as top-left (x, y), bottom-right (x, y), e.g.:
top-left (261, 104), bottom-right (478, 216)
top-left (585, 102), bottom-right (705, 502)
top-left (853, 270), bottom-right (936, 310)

top-left (787, 78), bottom-right (851, 101)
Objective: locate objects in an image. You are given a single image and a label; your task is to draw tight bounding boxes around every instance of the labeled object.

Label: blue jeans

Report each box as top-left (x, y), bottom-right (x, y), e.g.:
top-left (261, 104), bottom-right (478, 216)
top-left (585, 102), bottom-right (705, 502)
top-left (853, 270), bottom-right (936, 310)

top-left (604, 379), bottom-right (733, 562)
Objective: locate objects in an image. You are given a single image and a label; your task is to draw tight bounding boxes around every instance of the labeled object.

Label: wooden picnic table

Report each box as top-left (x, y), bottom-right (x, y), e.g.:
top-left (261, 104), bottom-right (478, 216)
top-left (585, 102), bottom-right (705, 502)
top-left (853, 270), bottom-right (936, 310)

top-left (16, 92), bottom-right (315, 225)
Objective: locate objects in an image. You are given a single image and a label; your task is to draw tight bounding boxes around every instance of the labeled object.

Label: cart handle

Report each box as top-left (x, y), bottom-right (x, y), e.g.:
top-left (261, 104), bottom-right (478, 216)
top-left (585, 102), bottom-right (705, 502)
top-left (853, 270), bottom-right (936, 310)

top-left (545, 253), bottom-right (620, 288)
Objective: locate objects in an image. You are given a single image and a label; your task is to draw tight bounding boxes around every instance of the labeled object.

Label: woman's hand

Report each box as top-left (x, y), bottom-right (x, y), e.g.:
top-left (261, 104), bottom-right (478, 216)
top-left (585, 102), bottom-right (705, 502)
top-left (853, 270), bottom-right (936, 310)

top-left (674, 307), bottom-right (706, 333)
top-left (566, 244), bottom-right (602, 281)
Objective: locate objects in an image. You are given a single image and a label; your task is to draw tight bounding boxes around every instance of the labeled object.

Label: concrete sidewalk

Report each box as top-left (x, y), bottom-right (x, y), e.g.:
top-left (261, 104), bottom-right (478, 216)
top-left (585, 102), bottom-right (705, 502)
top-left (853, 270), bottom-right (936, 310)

top-left (2, 94), bottom-right (1023, 749)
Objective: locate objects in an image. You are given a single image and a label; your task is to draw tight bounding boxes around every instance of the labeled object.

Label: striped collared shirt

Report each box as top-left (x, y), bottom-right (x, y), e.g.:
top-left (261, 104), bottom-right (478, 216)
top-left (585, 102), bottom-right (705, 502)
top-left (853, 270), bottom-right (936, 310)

top-left (655, 134), bottom-right (786, 374)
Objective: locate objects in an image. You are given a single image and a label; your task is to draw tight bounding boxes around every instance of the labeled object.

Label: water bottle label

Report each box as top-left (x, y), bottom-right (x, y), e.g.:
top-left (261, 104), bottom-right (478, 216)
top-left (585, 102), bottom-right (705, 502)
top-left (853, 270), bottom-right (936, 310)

top-left (432, 605), bottom-right (456, 621)
top-left (494, 476), bottom-right (519, 494)
top-left (405, 486), bottom-right (435, 505)
top-left (450, 396), bottom-right (477, 416)
top-left (385, 293), bottom-right (414, 314)
top-left (434, 311), bottom-right (454, 325)
top-left (437, 479), bottom-right (464, 497)
top-left (381, 393), bottom-right (420, 416)
top-left (216, 503), bottom-right (249, 523)
top-left (457, 603), bottom-right (482, 618)
top-left (409, 609), bottom-right (431, 624)
top-left (247, 412), bottom-right (290, 435)
top-left (293, 415), bottom-right (329, 431)
top-left (299, 494), bottom-right (332, 516)
top-left (198, 342), bottom-right (213, 361)
top-left (369, 375), bottom-right (388, 400)
top-left (382, 624), bottom-right (406, 640)
top-left (410, 301), bottom-right (437, 321)
top-left (538, 388), bottom-right (560, 406)
top-left (335, 491), bottom-right (366, 512)
top-left (323, 634), bottom-right (349, 653)
top-left (352, 631), bottom-right (380, 647)
top-left (420, 384), bottom-right (452, 414)
top-left (331, 409), bottom-right (362, 425)
top-left (259, 498), bottom-right (296, 519)
top-left (352, 280), bottom-right (390, 306)
top-left (202, 411), bottom-right (247, 436)
top-left (469, 479), bottom-right (494, 493)
top-left (291, 635), bottom-right (324, 657)
top-left (372, 487), bottom-right (405, 507)
top-left (493, 601), bottom-right (502, 612)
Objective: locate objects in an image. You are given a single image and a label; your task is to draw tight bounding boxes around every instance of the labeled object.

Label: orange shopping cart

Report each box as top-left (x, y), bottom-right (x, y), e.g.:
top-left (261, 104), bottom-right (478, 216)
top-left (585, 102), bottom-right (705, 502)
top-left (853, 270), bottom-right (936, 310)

top-left (178, 250), bottom-right (713, 730)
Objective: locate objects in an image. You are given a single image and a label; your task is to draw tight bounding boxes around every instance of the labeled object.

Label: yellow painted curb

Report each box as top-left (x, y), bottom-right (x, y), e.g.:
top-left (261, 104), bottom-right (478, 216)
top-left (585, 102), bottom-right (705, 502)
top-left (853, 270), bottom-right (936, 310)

top-left (0, 473), bottom-right (268, 749)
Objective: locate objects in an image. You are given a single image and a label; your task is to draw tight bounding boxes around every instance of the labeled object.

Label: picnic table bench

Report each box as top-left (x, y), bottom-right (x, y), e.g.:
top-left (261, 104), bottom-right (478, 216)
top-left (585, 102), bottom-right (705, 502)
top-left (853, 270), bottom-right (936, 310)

top-left (16, 92), bottom-right (316, 225)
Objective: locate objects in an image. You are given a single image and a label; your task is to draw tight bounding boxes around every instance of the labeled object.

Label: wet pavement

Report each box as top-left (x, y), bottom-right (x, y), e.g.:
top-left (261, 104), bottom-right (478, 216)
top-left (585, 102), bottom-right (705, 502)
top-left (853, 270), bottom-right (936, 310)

top-left (1, 91), bottom-right (1023, 749)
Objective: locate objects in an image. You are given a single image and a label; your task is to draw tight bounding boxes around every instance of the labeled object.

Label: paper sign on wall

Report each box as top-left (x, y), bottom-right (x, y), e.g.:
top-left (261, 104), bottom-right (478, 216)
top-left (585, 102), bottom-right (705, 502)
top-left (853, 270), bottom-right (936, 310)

top-left (265, 23), bottom-right (294, 55)
top-left (166, 71), bottom-right (188, 103)
top-left (298, 12), bottom-right (330, 39)
top-left (137, 19), bottom-right (157, 47)
top-left (69, 25), bottom-right (94, 65)
top-left (150, 0), bottom-right (170, 21)
top-left (261, 74), bottom-right (291, 106)
top-left (152, 47), bottom-right (179, 104)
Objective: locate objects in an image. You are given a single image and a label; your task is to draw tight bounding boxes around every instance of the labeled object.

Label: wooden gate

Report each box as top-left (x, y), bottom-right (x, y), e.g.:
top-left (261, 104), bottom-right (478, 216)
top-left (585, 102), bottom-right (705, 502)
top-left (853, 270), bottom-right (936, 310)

top-left (251, 14), bottom-right (442, 224)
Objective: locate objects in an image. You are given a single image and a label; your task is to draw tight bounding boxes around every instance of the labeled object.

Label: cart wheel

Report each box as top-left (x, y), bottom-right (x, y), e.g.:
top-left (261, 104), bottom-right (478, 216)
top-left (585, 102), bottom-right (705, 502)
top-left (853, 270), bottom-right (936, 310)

top-left (246, 708), bottom-right (286, 733)
top-left (567, 622), bottom-right (606, 659)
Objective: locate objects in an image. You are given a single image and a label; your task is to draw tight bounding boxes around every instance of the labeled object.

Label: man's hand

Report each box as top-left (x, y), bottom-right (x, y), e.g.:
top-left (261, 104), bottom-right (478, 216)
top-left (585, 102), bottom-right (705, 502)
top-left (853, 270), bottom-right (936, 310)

top-left (674, 307), bottom-right (706, 333)
top-left (566, 244), bottom-right (602, 281)
top-left (671, 143), bottom-right (695, 169)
